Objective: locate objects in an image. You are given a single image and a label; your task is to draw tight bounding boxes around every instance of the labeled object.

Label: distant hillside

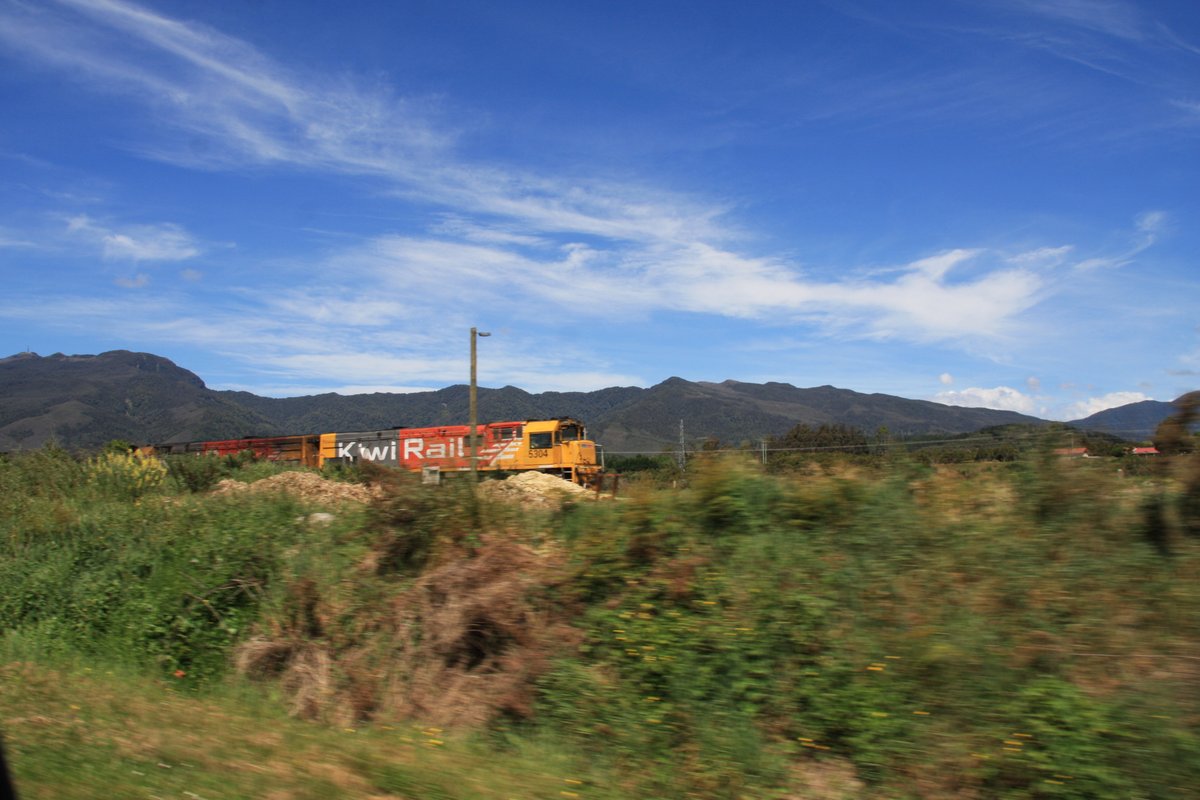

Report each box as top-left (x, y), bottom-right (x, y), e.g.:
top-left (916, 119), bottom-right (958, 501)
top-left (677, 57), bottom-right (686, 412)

top-left (3, 349), bottom-right (1051, 453)
top-left (1068, 399), bottom-right (1180, 442)
top-left (0, 351), bottom-right (271, 450)
top-left (215, 376), bottom-right (1050, 452)
top-left (586, 378), bottom-right (1046, 452)
top-left (218, 384), bottom-right (647, 439)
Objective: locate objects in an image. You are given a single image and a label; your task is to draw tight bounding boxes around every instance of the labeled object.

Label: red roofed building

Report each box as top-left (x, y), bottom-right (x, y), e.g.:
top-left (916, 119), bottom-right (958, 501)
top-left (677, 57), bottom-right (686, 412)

top-left (1131, 446), bottom-right (1160, 455)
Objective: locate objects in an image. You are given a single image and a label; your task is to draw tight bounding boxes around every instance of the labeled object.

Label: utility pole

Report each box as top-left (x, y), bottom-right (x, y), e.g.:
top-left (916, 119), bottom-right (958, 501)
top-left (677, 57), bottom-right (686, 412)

top-left (678, 419), bottom-right (686, 472)
top-left (469, 327), bottom-right (490, 482)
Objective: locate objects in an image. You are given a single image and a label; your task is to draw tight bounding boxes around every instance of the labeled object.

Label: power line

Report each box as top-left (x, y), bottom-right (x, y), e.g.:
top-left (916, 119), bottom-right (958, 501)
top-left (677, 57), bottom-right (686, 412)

top-left (602, 429), bottom-right (1148, 457)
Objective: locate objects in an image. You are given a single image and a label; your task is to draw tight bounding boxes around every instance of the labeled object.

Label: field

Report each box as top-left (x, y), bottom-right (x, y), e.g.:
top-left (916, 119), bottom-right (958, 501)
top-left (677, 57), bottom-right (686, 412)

top-left (1, 445), bottom-right (1198, 798)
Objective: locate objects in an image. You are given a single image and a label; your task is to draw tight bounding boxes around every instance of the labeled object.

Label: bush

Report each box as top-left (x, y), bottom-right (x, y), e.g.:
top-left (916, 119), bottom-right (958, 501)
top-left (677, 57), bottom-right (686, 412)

top-left (0, 459), bottom-right (306, 682)
top-left (979, 677), bottom-right (1133, 799)
top-left (87, 451), bottom-right (168, 500)
top-left (164, 450), bottom-right (261, 493)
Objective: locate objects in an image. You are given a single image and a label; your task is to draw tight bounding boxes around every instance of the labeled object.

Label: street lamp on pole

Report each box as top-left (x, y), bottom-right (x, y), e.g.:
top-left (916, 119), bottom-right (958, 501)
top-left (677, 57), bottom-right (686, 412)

top-left (469, 327), bottom-right (491, 482)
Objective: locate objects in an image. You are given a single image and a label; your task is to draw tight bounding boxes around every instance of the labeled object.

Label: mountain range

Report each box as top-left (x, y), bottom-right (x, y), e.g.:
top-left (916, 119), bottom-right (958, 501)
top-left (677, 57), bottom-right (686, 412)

top-left (0, 350), bottom-right (1182, 453)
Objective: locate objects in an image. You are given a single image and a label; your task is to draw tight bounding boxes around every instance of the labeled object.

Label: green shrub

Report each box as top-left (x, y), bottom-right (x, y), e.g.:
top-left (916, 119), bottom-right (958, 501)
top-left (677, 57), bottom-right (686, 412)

top-left (0, 488), bottom-right (305, 683)
top-left (86, 451), bottom-right (168, 500)
top-left (979, 677), bottom-right (1134, 799)
top-left (163, 449), bottom-right (266, 493)
top-left (164, 453), bottom-right (227, 492)
top-left (367, 471), bottom-right (471, 574)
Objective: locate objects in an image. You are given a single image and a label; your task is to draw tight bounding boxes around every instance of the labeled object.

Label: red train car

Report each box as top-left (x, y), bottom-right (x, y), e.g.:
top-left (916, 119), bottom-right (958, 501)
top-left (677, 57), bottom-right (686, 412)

top-left (146, 418), bottom-right (603, 486)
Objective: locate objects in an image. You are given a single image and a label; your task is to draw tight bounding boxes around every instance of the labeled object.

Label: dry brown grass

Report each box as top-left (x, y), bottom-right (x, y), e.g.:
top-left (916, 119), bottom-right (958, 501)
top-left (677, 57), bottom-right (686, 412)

top-left (391, 534), bottom-right (581, 727)
top-left (235, 530), bottom-right (577, 730)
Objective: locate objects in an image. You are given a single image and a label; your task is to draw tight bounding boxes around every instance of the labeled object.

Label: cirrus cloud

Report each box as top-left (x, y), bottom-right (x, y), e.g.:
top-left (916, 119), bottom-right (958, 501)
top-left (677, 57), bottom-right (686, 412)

top-left (67, 214), bottom-right (200, 262)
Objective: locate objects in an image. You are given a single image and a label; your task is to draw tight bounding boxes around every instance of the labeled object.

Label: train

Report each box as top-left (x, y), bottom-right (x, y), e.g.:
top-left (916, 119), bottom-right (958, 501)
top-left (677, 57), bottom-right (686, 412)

top-left (142, 417), bottom-right (605, 486)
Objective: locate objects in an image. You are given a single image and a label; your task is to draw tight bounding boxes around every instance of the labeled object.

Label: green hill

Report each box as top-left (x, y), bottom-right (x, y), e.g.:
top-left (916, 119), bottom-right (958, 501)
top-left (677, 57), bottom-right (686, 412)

top-left (0, 350), bottom-right (271, 449)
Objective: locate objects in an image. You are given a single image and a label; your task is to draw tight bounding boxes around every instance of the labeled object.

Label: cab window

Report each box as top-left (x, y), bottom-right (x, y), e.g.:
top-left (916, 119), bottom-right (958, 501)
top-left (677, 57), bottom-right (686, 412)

top-left (560, 425), bottom-right (581, 441)
top-left (529, 432), bottom-right (553, 449)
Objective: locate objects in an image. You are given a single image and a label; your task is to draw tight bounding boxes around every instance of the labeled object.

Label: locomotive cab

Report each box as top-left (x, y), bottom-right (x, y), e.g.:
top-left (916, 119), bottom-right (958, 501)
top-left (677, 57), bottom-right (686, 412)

top-left (521, 418), bottom-right (600, 485)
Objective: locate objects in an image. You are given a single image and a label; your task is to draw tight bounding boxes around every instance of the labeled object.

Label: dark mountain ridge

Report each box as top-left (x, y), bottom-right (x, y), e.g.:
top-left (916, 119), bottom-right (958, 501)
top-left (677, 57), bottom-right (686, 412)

top-left (1066, 399), bottom-right (1180, 442)
top-left (3, 349), bottom-right (1183, 453)
top-left (0, 350), bottom-right (270, 450)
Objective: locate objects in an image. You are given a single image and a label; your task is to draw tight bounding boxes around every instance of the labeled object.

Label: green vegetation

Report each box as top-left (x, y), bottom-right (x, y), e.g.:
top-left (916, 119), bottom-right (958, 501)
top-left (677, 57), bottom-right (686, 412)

top-left (0, 661), bottom-right (623, 800)
top-left (2, 443), bottom-right (1199, 798)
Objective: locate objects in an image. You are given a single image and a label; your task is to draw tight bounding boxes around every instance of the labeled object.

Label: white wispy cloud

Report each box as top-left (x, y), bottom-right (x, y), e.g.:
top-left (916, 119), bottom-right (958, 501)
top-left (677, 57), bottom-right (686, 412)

top-left (66, 214), bottom-right (199, 262)
top-left (1134, 209), bottom-right (1167, 241)
top-left (822, 0), bottom-right (1200, 145)
top-left (0, 222), bottom-right (42, 249)
top-left (0, 1), bottom-right (725, 260)
top-left (1172, 98), bottom-right (1200, 121)
top-left (114, 273), bottom-right (149, 288)
top-left (318, 236), bottom-right (1045, 342)
top-left (2, 217), bottom-right (1052, 395)
top-left (0, 291), bottom-right (640, 392)
top-left (252, 289), bottom-right (437, 332)
top-left (0, 0), bottom-right (1059, 352)
top-left (220, 383), bottom-right (441, 397)
top-left (829, 255), bottom-right (1042, 342)
top-left (1004, 0), bottom-right (1198, 87)
top-left (1008, 245), bottom-right (1073, 266)
top-left (0, 0), bottom-right (449, 172)
top-left (430, 215), bottom-right (548, 248)
top-left (3, 0), bottom-right (1173, 399)
top-left (1019, 0), bottom-right (1147, 42)
top-left (1072, 210), bottom-right (1167, 271)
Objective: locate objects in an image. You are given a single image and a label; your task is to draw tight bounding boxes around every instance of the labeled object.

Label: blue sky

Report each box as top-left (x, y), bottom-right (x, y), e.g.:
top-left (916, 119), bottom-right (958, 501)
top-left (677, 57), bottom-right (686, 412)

top-left (0, 0), bottom-right (1197, 421)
